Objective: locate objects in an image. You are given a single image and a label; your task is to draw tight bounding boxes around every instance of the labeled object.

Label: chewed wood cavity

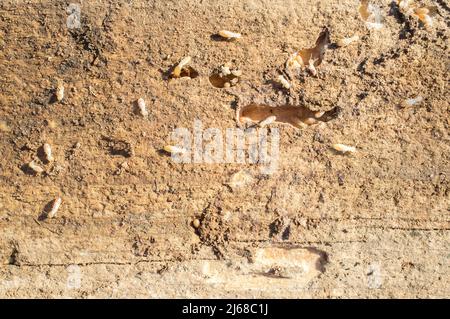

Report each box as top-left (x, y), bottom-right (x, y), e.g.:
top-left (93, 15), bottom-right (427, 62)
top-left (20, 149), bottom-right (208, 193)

top-left (238, 104), bottom-right (340, 128)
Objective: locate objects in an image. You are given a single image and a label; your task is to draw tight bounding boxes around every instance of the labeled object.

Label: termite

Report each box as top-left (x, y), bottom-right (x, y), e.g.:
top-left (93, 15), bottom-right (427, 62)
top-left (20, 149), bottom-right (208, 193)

top-left (421, 14), bottom-right (433, 27)
top-left (414, 8), bottom-right (434, 27)
top-left (47, 197), bottom-right (62, 218)
top-left (220, 65), bottom-right (231, 76)
top-left (277, 75), bottom-right (291, 89)
top-left (332, 143), bottom-right (357, 154)
top-left (218, 30), bottom-right (241, 40)
top-left (337, 35), bottom-right (359, 47)
top-left (137, 98), bottom-right (148, 117)
top-left (171, 56), bottom-right (191, 78)
top-left (56, 83), bottom-right (64, 102)
top-left (28, 160), bottom-right (44, 174)
top-left (306, 58), bottom-right (318, 77)
top-left (230, 77), bottom-right (239, 85)
top-left (43, 143), bottom-right (54, 162)
top-left (163, 145), bottom-right (186, 155)
top-left (286, 52), bottom-right (304, 69)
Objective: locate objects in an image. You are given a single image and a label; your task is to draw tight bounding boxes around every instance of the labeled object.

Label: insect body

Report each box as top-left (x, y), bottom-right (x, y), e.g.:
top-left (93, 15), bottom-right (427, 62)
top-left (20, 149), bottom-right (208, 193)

top-left (47, 197), bottom-right (62, 218)
top-left (218, 30), bottom-right (242, 40)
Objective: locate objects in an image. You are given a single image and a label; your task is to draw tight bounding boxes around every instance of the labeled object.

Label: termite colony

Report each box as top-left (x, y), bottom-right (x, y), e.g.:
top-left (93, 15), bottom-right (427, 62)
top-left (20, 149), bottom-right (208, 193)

top-left (28, 0), bottom-right (439, 221)
top-left (234, 27), bottom-right (338, 144)
top-left (257, 0), bottom-right (436, 152)
top-left (164, 0), bottom-right (438, 157)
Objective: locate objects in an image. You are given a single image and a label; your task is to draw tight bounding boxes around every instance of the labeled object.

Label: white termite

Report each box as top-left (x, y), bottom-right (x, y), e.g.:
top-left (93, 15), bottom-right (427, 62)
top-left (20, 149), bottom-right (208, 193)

top-left (306, 59), bottom-right (318, 77)
top-left (332, 143), bottom-right (357, 154)
top-left (137, 98), bottom-right (148, 117)
top-left (218, 30), bottom-right (241, 40)
top-left (43, 143), bottom-right (54, 162)
top-left (47, 197), bottom-right (62, 218)
top-left (277, 75), bottom-right (291, 89)
top-left (221, 65), bottom-right (231, 76)
top-left (163, 145), bottom-right (186, 155)
top-left (28, 160), bottom-right (44, 174)
top-left (421, 14), bottom-right (433, 27)
top-left (172, 56), bottom-right (191, 78)
top-left (56, 83), bottom-right (64, 102)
